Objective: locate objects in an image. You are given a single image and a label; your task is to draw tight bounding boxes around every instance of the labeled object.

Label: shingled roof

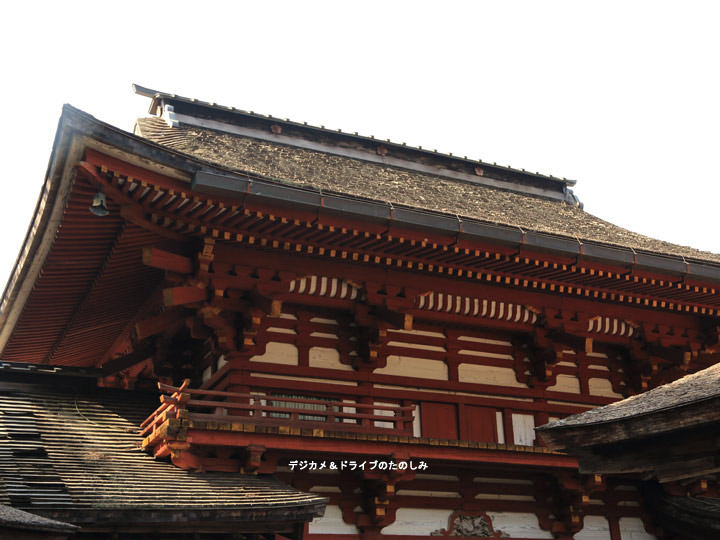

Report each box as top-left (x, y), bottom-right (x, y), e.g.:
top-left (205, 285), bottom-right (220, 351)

top-left (0, 381), bottom-right (326, 531)
top-left (0, 504), bottom-right (77, 533)
top-left (536, 362), bottom-right (720, 455)
top-left (537, 362), bottom-right (720, 431)
top-left (134, 98), bottom-right (720, 265)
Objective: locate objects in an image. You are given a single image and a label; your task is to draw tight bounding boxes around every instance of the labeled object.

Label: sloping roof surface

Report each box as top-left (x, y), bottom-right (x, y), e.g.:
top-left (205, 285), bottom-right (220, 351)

top-left (0, 383), bottom-right (326, 512)
top-left (0, 504), bottom-right (77, 532)
top-left (537, 362), bottom-right (720, 430)
top-left (134, 83), bottom-right (574, 188)
top-left (136, 116), bottom-right (720, 264)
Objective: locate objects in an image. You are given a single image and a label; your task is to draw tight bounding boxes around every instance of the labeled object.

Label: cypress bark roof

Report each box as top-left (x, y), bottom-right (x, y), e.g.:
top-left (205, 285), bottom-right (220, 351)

top-left (0, 384), bottom-right (326, 514)
top-left (136, 115), bottom-right (720, 265)
top-left (0, 504), bottom-right (77, 532)
top-left (536, 362), bottom-right (720, 430)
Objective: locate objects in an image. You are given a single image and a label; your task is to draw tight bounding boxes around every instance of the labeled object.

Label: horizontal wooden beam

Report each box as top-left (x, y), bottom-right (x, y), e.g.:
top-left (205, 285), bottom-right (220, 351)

top-left (182, 429), bottom-right (579, 469)
top-left (211, 245), bottom-right (704, 328)
top-left (227, 360), bottom-right (614, 408)
top-left (135, 308), bottom-right (186, 341)
top-left (163, 286), bottom-right (208, 307)
top-left (142, 247), bottom-right (193, 274)
top-left (100, 345), bottom-right (155, 376)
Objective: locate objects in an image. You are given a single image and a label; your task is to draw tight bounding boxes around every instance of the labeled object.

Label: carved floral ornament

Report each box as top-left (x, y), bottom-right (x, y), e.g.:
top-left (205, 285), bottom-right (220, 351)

top-left (431, 511), bottom-right (508, 537)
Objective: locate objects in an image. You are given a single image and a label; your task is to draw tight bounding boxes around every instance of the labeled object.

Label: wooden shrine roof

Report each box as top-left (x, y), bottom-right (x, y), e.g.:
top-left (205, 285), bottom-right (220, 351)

top-left (0, 381), bottom-right (327, 521)
top-left (4, 100), bottom-right (720, 370)
top-left (0, 504), bottom-right (77, 533)
top-left (133, 85), bottom-right (575, 193)
top-left (536, 362), bottom-right (720, 465)
top-left (645, 488), bottom-right (720, 540)
top-left (535, 363), bottom-right (720, 486)
top-left (537, 361), bottom-right (720, 431)
top-left (134, 99), bottom-right (720, 265)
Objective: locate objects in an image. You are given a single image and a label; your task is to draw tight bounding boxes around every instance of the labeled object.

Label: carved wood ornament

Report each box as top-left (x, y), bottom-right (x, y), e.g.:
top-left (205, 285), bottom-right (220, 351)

top-left (431, 511), bottom-right (507, 537)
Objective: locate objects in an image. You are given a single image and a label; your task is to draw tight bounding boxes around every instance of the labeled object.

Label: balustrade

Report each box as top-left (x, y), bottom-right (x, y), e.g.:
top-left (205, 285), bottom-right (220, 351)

top-left (141, 380), bottom-right (415, 440)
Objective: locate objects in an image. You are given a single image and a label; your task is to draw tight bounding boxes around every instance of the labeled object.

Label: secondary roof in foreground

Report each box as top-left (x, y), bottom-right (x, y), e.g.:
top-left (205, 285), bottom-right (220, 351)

top-left (0, 380), bottom-right (326, 534)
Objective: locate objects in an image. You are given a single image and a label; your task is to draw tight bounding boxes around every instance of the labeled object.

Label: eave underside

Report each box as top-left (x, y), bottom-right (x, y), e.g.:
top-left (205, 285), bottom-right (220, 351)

top-left (4, 146), bottom-right (720, 370)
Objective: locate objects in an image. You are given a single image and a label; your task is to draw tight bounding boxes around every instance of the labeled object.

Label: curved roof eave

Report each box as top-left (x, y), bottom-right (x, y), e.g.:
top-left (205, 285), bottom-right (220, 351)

top-left (3, 105), bottom-right (720, 358)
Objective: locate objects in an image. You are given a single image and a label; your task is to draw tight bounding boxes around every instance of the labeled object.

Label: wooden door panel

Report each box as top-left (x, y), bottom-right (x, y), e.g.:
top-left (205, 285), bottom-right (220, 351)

top-left (420, 402), bottom-right (458, 439)
top-left (464, 405), bottom-right (497, 443)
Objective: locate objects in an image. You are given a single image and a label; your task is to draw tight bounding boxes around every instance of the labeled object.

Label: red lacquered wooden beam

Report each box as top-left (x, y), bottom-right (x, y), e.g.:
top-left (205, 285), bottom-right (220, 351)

top-left (183, 430), bottom-right (579, 469)
top-left (142, 247), bottom-right (193, 274)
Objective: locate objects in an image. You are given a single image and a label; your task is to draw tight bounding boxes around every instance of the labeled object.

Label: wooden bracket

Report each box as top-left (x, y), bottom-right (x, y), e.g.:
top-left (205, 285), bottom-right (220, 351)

top-left (198, 305), bottom-right (238, 353)
top-left (241, 444), bottom-right (266, 473)
top-left (534, 472), bottom-right (604, 538)
top-left (511, 328), bottom-right (562, 388)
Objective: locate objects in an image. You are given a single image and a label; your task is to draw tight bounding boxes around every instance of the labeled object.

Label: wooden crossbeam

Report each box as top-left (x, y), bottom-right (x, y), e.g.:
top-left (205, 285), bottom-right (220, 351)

top-left (142, 247), bottom-right (193, 274)
top-left (375, 308), bottom-right (413, 331)
top-left (249, 291), bottom-right (283, 317)
top-left (100, 345), bottom-right (156, 376)
top-left (135, 308), bottom-right (185, 341)
top-left (163, 286), bottom-right (208, 307)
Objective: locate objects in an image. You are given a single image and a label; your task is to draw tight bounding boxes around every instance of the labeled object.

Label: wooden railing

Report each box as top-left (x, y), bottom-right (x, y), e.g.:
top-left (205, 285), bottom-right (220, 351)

top-left (140, 380), bottom-right (415, 439)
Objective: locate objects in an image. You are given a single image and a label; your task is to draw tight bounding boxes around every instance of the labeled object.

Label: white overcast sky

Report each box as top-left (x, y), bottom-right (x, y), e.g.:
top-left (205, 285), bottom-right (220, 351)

top-left (1, 1), bottom-right (719, 289)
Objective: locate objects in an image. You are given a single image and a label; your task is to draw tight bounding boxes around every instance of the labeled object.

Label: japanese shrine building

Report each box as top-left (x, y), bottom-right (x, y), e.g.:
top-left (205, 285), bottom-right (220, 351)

top-left (2, 85), bottom-right (720, 539)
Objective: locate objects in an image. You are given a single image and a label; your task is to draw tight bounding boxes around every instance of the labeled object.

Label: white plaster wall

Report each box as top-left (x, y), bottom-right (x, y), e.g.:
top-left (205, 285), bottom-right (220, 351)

top-left (217, 355), bottom-right (227, 370)
top-left (310, 317), bottom-right (338, 325)
top-left (413, 402), bottom-right (422, 437)
top-left (308, 504), bottom-right (358, 534)
top-left (309, 346), bottom-right (353, 370)
top-left (267, 326), bottom-right (297, 335)
top-left (496, 411), bottom-right (505, 443)
top-left (376, 355), bottom-right (448, 380)
top-left (512, 413), bottom-right (536, 446)
top-left (575, 515), bottom-right (612, 540)
top-left (341, 400), bottom-right (357, 424)
top-left (486, 512), bottom-right (553, 538)
top-left (458, 364), bottom-right (528, 388)
top-left (202, 365), bottom-right (213, 383)
top-left (547, 373), bottom-right (581, 394)
top-left (250, 342), bottom-right (298, 365)
top-left (387, 340), bottom-right (446, 352)
top-left (374, 401), bottom-right (395, 429)
top-left (458, 349), bottom-right (513, 360)
top-left (619, 517), bottom-right (657, 540)
top-left (589, 377), bottom-right (623, 398)
top-left (381, 508), bottom-right (453, 535)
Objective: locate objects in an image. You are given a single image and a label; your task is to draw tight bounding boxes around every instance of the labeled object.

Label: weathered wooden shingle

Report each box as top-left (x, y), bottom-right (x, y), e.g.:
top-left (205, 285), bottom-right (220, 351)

top-left (0, 385), bottom-right (326, 513)
top-left (0, 503), bottom-right (77, 532)
top-left (136, 116), bottom-right (720, 264)
top-left (537, 362), bottom-right (720, 430)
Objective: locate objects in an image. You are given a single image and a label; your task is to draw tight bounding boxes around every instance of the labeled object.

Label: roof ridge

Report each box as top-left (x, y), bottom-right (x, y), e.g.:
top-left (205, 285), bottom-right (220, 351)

top-left (132, 84), bottom-right (577, 188)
